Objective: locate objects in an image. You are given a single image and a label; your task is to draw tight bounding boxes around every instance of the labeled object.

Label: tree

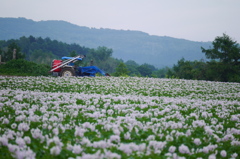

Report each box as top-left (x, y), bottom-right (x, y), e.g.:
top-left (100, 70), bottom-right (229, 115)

top-left (29, 49), bottom-right (55, 65)
top-left (125, 60), bottom-right (140, 76)
top-left (201, 33), bottom-right (240, 65)
top-left (167, 58), bottom-right (208, 80)
top-left (154, 67), bottom-right (169, 78)
top-left (126, 65), bottom-right (141, 76)
top-left (201, 34), bottom-right (240, 82)
top-left (114, 62), bottom-right (129, 77)
top-left (93, 46), bottom-right (113, 62)
top-left (172, 58), bottom-right (193, 79)
top-left (137, 64), bottom-right (152, 77)
top-left (125, 60), bottom-right (139, 67)
top-left (69, 51), bottom-right (77, 57)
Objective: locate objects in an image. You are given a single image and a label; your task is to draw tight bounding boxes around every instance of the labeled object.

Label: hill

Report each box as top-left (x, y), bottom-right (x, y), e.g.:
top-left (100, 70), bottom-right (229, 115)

top-left (0, 17), bottom-right (211, 67)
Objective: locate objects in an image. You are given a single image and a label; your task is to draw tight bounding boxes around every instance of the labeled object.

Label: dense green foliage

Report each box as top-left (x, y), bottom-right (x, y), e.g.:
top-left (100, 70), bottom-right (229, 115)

top-left (0, 36), bottom-right (89, 64)
top-left (167, 34), bottom-right (240, 82)
top-left (201, 34), bottom-right (240, 64)
top-left (0, 59), bottom-right (50, 76)
top-left (113, 62), bottom-right (130, 77)
top-left (0, 42), bottom-right (25, 61)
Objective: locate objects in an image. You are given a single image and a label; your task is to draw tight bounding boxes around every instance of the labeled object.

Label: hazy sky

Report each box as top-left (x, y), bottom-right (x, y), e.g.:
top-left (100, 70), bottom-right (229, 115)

top-left (1, 0), bottom-right (240, 42)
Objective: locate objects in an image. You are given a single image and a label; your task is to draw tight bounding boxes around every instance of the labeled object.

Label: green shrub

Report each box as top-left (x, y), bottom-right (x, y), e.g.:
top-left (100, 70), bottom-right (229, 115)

top-left (0, 59), bottom-right (51, 76)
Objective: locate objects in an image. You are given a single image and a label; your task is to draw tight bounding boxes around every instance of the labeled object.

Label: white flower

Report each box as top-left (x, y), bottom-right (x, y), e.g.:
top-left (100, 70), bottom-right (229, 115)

top-left (208, 154), bottom-right (216, 159)
top-left (220, 150), bottom-right (227, 157)
top-left (201, 112), bottom-right (208, 118)
top-left (110, 135), bottom-right (120, 143)
top-left (202, 144), bottom-right (217, 154)
top-left (148, 141), bottom-right (166, 150)
top-left (92, 140), bottom-right (108, 148)
top-left (8, 144), bottom-right (18, 153)
top-left (193, 138), bottom-right (202, 145)
top-left (72, 144), bottom-right (82, 154)
top-left (15, 137), bottom-right (25, 147)
top-left (31, 128), bottom-right (43, 139)
top-left (18, 123), bottom-right (30, 132)
top-left (113, 128), bottom-right (120, 135)
top-left (2, 118), bottom-right (9, 124)
top-left (15, 115), bottom-right (26, 122)
top-left (52, 127), bottom-right (59, 135)
top-left (119, 144), bottom-right (133, 155)
top-left (81, 137), bottom-right (91, 146)
top-left (230, 115), bottom-right (239, 121)
top-left (48, 125), bottom-right (52, 130)
top-left (11, 123), bottom-right (17, 129)
top-left (7, 131), bottom-right (14, 140)
top-left (192, 120), bottom-right (206, 128)
top-left (215, 124), bottom-right (223, 131)
top-left (0, 136), bottom-right (8, 146)
top-left (67, 143), bottom-right (73, 151)
top-left (168, 146), bottom-right (176, 153)
top-left (15, 147), bottom-right (36, 159)
top-left (166, 135), bottom-right (173, 141)
top-left (179, 144), bottom-right (190, 154)
top-left (15, 150), bottom-right (28, 159)
top-left (231, 153), bottom-right (238, 158)
top-left (16, 131), bottom-right (23, 138)
top-left (104, 150), bottom-right (121, 159)
top-left (50, 146), bottom-right (61, 155)
top-left (186, 129), bottom-right (191, 136)
top-left (42, 123), bottom-right (47, 129)
top-left (24, 136), bottom-right (31, 144)
top-left (74, 127), bottom-right (86, 137)
top-left (222, 134), bottom-right (234, 141)
top-left (205, 126), bottom-right (214, 135)
top-left (231, 140), bottom-right (240, 146)
top-left (146, 135), bottom-right (155, 141)
top-left (138, 143), bottom-right (146, 152)
top-left (52, 136), bottom-right (63, 147)
top-left (107, 109), bottom-right (114, 115)
top-left (124, 132), bottom-right (131, 140)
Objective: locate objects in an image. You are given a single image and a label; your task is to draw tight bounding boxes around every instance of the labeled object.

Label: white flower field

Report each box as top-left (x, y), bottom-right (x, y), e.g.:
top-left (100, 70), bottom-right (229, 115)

top-left (0, 76), bottom-right (239, 159)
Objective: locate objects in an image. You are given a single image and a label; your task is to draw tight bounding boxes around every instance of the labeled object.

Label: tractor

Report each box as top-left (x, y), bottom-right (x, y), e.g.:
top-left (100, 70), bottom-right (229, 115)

top-left (49, 55), bottom-right (109, 77)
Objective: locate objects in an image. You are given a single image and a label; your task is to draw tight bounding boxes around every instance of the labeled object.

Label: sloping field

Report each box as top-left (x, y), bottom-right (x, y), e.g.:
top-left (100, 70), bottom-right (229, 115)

top-left (0, 76), bottom-right (239, 159)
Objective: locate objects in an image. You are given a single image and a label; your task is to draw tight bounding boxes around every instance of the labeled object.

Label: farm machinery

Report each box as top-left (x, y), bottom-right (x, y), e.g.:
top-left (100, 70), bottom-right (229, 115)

top-left (49, 55), bottom-right (109, 77)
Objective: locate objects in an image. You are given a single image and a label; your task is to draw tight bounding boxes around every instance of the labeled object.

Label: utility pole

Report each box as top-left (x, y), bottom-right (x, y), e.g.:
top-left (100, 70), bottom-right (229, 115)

top-left (0, 55), bottom-right (5, 64)
top-left (13, 49), bottom-right (16, 59)
top-left (90, 59), bottom-right (93, 66)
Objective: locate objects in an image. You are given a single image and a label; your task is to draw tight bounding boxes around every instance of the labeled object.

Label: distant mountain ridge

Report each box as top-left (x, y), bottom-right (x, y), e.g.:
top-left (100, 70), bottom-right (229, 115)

top-left (0, 17), bottom-right (211, 67)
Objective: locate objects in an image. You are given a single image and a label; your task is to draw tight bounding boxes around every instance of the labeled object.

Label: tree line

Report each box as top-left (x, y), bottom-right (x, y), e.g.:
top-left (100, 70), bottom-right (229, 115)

top-left (167, 34), bottom-right (240, 82)
top-left (0, 34), bottom-right (239, 82)
top-left (0, 36), bottom-right (162, 77)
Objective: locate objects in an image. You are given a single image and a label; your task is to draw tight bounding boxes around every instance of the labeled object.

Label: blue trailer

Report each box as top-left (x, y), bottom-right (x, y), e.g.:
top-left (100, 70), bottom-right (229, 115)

top-left (50, 55), bottom-right (109, 77)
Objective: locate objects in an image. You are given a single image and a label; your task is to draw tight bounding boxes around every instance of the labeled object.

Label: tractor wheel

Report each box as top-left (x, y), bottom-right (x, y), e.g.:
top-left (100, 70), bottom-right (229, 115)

top-left (60, 68), bottom-right (76, 77)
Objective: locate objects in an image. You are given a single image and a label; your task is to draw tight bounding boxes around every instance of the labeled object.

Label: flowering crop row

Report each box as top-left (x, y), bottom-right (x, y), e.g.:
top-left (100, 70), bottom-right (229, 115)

top-left (0, 76), bottom-right (239, 159)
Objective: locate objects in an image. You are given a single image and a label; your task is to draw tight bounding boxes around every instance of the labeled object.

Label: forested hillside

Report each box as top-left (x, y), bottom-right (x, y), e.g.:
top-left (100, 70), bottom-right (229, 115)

top-left (0, 17), bottom-right (211, 67)
top-left (0, 36), bottom-right (120, 74)
top-left (0, 36), bottom-right (89, 64)
top-left (0, 36), bottom-right (162, 76)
